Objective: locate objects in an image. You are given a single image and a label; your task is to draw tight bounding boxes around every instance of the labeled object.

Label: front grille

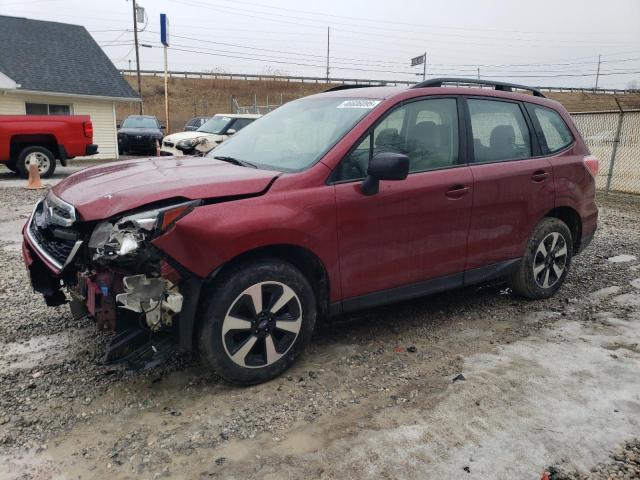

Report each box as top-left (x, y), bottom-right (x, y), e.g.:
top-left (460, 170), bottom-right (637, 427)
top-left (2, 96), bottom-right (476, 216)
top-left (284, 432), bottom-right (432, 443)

top-left (127, 135), bottom-right (156, 146)
top-left (28, 200), bottom-right (79, 269)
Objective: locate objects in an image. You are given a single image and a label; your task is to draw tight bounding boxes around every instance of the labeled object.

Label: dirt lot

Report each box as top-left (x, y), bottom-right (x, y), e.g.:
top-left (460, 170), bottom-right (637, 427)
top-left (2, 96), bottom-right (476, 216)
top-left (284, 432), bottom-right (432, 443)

top-left (0, 167), bottom-right (639, 479)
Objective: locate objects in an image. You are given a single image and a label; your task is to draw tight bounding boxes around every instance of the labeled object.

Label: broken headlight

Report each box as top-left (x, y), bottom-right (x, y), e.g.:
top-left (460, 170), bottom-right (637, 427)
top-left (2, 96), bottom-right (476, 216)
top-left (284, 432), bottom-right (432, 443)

top-left (88, 200), bottom-right (200, 259)
top-left (175, 137), bottom-right (205, 153)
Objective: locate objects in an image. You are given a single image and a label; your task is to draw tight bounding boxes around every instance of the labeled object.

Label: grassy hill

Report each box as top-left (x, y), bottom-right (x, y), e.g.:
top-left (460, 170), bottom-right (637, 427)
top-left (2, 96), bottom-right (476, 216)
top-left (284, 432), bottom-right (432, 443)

top-left (117, 74), bottom-right (640, 134)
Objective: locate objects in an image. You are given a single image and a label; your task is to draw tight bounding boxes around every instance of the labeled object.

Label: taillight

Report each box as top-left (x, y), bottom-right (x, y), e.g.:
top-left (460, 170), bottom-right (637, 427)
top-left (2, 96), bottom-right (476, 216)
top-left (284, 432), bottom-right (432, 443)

top-left (583, 155), bottom-right (599, 178)
top-left (83, 121), bottom-right (93, 138)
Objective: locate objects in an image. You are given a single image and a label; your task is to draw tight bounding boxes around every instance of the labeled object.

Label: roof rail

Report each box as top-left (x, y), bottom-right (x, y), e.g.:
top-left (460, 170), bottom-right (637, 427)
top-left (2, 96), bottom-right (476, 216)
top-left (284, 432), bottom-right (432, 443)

top-left (411, 77), bottom-right (546, 98)
top-left (324, 84), bottom-right (384, 92)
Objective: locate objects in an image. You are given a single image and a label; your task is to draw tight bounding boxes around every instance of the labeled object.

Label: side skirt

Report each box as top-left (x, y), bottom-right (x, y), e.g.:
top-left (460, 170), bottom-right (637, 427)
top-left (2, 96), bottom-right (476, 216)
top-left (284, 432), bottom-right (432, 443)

top-left (330, 258), bottom-right (521, 316)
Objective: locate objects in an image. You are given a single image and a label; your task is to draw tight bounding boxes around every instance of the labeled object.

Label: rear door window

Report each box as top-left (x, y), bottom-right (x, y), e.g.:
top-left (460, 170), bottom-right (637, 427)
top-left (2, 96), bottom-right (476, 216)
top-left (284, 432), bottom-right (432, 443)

top-left (528, 104), bottom-right (574, 154)
top-left (467, 99), bottom-right (532, 163)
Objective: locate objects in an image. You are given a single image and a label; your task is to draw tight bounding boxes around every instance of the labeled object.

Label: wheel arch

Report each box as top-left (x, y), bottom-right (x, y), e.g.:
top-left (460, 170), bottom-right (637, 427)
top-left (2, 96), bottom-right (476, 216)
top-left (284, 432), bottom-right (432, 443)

top-left (10, 134), bottom-right (60, 160)
top-left (545, 206), bottom-right (582, 254)
top-left (193, 244), bottom-right (331, 346)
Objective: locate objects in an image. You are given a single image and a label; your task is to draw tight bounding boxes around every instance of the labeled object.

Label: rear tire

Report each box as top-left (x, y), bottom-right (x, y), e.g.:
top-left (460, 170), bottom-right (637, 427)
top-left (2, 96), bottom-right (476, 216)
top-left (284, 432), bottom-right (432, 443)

top-left (197, 259), bottom-right (316, 385)
top-left (17, 146), bottom-right (56, 178)
top-left (509, 217), bottom-right (573, 299)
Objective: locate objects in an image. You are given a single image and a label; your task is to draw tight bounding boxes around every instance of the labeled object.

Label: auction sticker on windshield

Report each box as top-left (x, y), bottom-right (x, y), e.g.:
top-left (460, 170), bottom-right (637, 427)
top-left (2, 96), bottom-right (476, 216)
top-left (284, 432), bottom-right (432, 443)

top-left (337, 100), bottom-right (381, 109)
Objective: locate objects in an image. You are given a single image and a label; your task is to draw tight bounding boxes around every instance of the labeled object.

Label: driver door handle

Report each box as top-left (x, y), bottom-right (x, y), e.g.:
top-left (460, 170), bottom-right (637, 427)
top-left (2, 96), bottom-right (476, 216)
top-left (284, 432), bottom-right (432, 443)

top-left (445, 184), bottom-right (470, 199)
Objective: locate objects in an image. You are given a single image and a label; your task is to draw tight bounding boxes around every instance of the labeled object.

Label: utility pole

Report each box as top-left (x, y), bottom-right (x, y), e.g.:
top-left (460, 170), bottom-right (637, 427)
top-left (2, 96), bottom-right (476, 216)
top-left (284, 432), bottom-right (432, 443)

top-left (594, 54), bottom-right (601, 91)
top-left (477, 67), bottom-right (480, 79)
top-left (163, 46), bottom-right (169, 131)
top-left (131, 0), bottom-right (143, 114)
top-left (326, 27), bottom-right (330, 82)
top-left (160, 13), bottom-right (170, 132)
top-left (422, 51), bottom-right (426, 81)
top-left (128, 59), bottom-right (132, 71)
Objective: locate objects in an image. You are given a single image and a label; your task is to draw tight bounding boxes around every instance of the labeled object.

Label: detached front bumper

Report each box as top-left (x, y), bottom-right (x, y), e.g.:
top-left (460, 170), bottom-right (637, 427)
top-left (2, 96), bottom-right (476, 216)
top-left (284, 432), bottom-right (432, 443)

top-left (21, 200), bottom-right (203, 350)
top-left (22, 232), bottom-right (67, 306)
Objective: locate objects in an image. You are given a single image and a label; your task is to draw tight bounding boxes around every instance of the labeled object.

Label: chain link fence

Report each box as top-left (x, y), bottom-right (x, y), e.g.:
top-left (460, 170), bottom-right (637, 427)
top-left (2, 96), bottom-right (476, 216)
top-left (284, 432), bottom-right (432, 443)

top-left (571, 109), bottom-right (640, 194)
top-left (231, 94), bottom-right (283, 115)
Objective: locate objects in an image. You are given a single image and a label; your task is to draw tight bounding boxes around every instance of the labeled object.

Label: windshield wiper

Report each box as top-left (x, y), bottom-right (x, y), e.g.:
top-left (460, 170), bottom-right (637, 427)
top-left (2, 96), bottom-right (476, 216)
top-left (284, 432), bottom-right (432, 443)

top-left (213, 156), bottom-right (258, 168)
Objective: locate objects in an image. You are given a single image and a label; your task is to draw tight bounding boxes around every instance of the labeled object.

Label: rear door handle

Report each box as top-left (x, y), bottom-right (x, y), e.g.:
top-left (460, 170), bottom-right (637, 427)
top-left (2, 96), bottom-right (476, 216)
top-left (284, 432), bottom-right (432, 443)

top-left (531, 170), bottom-right (549, 182)
top-left (445, 184), bottom-right (470, 198)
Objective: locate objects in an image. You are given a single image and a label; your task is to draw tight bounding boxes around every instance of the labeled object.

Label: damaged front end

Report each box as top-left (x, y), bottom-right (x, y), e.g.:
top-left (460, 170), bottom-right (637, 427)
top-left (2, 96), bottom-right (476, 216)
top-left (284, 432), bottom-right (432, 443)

top-left (24, 192), bottom-right (202, 368)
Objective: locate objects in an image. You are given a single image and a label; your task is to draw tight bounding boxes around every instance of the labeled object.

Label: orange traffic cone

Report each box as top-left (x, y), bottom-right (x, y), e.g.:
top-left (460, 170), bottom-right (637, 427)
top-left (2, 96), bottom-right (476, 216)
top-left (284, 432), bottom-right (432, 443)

top-left (156, 139), bottom-right (161, 157)
top-left (25, 160), bottom-right (45, 190)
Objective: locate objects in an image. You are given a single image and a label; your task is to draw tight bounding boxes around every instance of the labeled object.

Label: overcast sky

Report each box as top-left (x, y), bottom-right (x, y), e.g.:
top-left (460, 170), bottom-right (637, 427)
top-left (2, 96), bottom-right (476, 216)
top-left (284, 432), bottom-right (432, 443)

top-left (1, 0), bottom-right (639, 88)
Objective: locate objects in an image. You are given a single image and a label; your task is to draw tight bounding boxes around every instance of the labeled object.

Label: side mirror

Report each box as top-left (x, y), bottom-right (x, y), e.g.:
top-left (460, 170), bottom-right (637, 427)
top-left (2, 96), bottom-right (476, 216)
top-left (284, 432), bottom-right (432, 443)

top-left (116, 123), bottom-right (121, 129)
top-left (160, 125), bottom-right (166, 130)
top-left (361, 152), bottom-right (409, 196)
top-left (226, 128), bottom-right (237, 135)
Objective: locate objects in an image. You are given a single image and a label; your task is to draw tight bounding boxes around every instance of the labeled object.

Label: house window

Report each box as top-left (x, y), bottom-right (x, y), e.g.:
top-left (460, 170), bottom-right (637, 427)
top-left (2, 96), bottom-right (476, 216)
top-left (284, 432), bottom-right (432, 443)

top-left (25, 102), bottom-right (72, 115)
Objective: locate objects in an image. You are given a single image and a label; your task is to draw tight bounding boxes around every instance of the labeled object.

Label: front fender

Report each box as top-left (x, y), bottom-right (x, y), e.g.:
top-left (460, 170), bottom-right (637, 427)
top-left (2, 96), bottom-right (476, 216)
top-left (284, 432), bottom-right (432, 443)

top-left (152, 185), bottom-right (340, 298)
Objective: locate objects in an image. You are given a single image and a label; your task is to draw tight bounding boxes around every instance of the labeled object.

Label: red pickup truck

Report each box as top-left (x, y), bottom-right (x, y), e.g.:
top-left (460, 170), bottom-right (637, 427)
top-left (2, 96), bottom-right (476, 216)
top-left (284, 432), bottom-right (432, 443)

top-left (0, 115), bottom-right (98, 178)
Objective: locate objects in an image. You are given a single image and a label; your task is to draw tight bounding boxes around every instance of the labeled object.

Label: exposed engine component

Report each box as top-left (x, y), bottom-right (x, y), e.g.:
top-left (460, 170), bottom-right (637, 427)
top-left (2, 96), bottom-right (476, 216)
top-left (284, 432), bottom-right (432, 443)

top-left (89, 215), bottom-right (155, 260)
top-left (116, 275), bottom-right (183, 331)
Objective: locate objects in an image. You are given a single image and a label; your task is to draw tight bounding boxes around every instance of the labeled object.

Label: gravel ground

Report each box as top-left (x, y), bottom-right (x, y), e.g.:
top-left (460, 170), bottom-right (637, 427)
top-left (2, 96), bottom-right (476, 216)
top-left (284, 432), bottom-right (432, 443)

top-left (548, 440), bottom-right (640, 479)
top-left (0, 186), bottom-right (638, 479)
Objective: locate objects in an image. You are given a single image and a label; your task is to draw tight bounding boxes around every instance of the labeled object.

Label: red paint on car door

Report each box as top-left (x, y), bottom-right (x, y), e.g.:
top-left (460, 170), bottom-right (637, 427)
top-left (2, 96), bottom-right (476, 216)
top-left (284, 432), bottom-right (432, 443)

top-left (335, 167), bottom-right (473, 300)
top-left (466, 158), bottom-right (555, 270)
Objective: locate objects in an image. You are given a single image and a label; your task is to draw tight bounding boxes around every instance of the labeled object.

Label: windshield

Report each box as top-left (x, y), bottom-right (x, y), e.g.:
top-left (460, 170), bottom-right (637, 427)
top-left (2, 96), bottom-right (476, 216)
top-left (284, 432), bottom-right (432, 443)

top-left (122, 117), bottom-right (158, 129)
top-left (198, 116), bottom-right (233, 134)
top-left (207, 98), bottom-right (379, 172)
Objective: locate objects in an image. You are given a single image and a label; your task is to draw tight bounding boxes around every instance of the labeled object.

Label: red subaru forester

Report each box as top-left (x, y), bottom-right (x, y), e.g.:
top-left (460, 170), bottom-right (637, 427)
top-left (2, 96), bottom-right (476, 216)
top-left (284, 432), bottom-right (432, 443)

top-left (23, 78), bottom-right (598, 385)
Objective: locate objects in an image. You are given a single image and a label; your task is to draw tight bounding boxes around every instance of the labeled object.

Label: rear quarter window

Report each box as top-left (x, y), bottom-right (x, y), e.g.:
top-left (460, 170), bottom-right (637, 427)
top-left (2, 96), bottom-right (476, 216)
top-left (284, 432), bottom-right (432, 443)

top-left (529, 104), bottom-right (574, 154)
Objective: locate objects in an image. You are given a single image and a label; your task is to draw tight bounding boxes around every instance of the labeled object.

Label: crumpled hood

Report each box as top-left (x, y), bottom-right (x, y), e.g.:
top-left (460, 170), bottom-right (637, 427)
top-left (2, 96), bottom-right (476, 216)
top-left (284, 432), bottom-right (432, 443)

top-left (52, 156), bottom-right (279, 221)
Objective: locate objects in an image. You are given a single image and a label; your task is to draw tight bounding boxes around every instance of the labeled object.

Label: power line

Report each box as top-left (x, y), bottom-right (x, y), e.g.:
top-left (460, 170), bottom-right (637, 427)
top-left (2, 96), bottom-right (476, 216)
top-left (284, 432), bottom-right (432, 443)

top-left (139, 30), bottom-right (640, 72)
top-left (122, 44), bottom-right (640, 79)
top-left (100, 42), bottom-right (135, 47)
top-left (171, 0), bottom-right (633, 45)
top-left (164, 1), bottom-right (633, 66)
top-left (167, 45), bottom-right (417, 75)
top-left (200, 0), bottom-right (631, 38)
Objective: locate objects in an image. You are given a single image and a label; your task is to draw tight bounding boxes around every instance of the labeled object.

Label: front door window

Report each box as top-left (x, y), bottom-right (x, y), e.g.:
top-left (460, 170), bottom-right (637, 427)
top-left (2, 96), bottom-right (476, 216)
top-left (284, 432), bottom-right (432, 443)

top-left (336, 98), bottom-right (459, 182)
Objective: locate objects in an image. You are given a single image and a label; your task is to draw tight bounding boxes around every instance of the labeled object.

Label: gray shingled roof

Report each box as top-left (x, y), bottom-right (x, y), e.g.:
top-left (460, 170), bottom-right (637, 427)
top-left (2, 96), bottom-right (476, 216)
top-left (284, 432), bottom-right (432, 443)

top-left (0, 15), bottom-right (139, 99)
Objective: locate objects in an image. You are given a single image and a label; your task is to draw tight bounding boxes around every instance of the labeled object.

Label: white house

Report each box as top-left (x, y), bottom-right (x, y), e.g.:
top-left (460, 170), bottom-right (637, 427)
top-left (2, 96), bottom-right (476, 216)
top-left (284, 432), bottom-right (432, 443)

top-left (0, 15), bottom-right (140, 159)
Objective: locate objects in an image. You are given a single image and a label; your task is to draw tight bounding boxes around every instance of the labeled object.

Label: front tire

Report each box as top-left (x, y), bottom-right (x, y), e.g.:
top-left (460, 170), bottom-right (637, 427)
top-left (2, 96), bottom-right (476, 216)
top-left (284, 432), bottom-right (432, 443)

top-left (17, 146), bottom-right (56, 178)
top-left (198, 259), bottom-right (316, 385)
top-left (509, 217), bottom-right (573, 299)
